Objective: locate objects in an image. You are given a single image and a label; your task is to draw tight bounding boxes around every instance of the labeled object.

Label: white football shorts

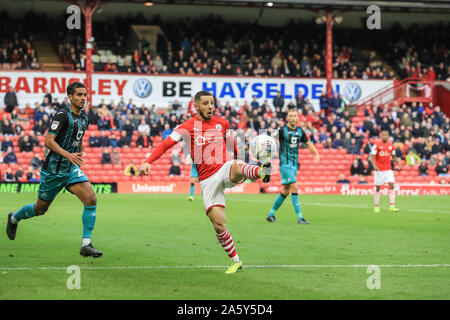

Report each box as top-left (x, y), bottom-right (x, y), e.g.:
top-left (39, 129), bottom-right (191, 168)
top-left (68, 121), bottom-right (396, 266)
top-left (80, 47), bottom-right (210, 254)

top-left (374, 170), bottom-right (395, 186)
top-left (199, 160), bottom-right (245, 213)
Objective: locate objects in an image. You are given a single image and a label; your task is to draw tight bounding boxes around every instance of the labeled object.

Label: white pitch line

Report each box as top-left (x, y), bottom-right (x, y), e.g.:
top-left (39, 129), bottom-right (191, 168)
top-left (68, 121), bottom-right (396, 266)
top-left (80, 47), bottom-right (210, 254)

top-left (232, 199), bottom-right (450, 214)
top-left (1, 264), bottom-right (449, 271)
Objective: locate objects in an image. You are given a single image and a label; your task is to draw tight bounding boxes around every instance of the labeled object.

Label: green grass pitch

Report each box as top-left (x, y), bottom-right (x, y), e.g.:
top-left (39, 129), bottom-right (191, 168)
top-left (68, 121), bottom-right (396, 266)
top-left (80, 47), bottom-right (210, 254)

top-left (0, 193), bottom-right (449, 300)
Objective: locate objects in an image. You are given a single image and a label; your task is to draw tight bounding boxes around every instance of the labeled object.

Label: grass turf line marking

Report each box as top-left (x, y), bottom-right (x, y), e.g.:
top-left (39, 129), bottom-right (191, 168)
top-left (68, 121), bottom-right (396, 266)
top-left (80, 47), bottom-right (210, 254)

top-left (233, 199), bottom-right (450, 214)
top-left (1, 264), bottom-right (449, 271)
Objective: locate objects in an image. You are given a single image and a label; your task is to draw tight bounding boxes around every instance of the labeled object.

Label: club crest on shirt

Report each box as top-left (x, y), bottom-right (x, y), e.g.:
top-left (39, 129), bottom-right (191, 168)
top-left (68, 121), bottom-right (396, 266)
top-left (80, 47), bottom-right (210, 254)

top-left (51, 121), bottom-right (60, 131)
top-left (216, 124), bottom-right (222, 130)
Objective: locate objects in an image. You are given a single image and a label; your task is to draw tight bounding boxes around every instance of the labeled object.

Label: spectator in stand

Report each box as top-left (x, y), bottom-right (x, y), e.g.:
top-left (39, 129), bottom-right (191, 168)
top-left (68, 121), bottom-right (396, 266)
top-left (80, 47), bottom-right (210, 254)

top-left (435, 160), bottom-right (449, 177)
top-left (272, 91), bottom-right (284, 110)
top-left (29, 172), bottom-right (39, 182)
top-left (4, 168), bottom-right (15, 182)
top-left (169, 161), bottom-right (182, 177)
top-left (88, 132), bottom-right (100, 148)
top-left (43, 88), bottom-right (52, 105)
top-left (18, 135), bottom-right (34, 152)
top-left (406, 149), bottom-right (421, 166)
top-left (1, 135), bottom-right (14, 152)
top-left (250, 96), bottom-right (260, 110)
top-left (111, 148), bottom-right (121, 165)
top-left (1, 119), bottom-right (14, 135)
top-left (123, 119), bottom-right (135, 137)
top-left (336, 174), bottom-right (351, 184)
top-left (4, 87), bottom-right (18, 113)
top-left (324, 137), bottom-right (333, 149)
top-left (171, 147), bottom-right (182, 165)
top-left (431, 138), bottom-right (443, 155)
top-left (28, 131), bottom-right (39, 147)
top-left (361, 160), bottom-right (373, 176)
top-left (124, 161), bottom-right (138, 176)
top-left (101, 148), bottom-right (111, 164)
top-left (136, 130), bottom-right (152, 148)
top-left (332, 132), bottom-right (345, 149)
top-left (350, 159), bottom-right (363, 176)
top-left (30, 154), bottom-right (43, 170)
top-left (42, 114), bottom-right (50, 129)
top-left (26, 166), bottom-right (35, 181)
top-left (330, 92), bottom-right (341, 114)
top-left (14, 165), bottom-right (24, 181)
top-left (319, 91), bottom-right (330, 115)
top-left (97, 115), bottom-right (111, 131)
top-left (99, 131), bottom-right (110, 148)
top-left (110, 132), bottom-right (119, 148)
top-left (347, 138), bottom-right (360, 155)
top-left (137, 118), bottom-right (150, 134)
top-left (172, 99), bottom-right (182, 112)
top-left (149, 122), bottom-right (160, 137)
top-left (33, 106), bottom-right (47, 123)
top-left (3, 146), bottom-right (17, 164)
top-left (33, 119), bottom-right (48, 135)
top-left (445, 151), bottom-right (450, 166)
top-left (161, 123), bottom-right (173, 140)
top-left (119, 130), bottom-right (131, 147)
top-left (357, 176), bottom-right (368, 184)
top-left (296, 92), bottom-right (306, 111)
top-left (318, 127), bottom-right (328, 143)
top-left (418, 161), bottom-right (429, 176)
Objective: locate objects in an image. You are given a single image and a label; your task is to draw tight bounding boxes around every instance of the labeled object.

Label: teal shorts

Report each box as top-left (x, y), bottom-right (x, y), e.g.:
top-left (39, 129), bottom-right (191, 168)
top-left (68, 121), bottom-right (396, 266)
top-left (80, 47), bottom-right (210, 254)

top-left (280, 164), bottom-right (298, 185)
top-left (38, 166), bottom-right (89, 201)
top-left (190, 165), bottom-right (199, 178)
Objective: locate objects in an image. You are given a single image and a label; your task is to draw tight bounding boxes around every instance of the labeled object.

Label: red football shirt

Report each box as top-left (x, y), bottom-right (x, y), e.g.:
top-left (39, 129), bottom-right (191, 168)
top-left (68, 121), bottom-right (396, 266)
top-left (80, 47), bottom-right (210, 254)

top-left (170, 116), bottom-right (234, 181)
top-left (371, 141), bottom-right (395, 171)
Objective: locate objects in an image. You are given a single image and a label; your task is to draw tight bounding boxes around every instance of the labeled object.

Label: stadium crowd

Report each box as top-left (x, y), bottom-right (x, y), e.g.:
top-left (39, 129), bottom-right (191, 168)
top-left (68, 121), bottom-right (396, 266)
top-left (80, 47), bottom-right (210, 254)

top-left (0, 10), bottom-right (40, 71)
top-left (1, 87), bottom-right (449, 183)
top-left (1, 10), bottom-right (448, 81)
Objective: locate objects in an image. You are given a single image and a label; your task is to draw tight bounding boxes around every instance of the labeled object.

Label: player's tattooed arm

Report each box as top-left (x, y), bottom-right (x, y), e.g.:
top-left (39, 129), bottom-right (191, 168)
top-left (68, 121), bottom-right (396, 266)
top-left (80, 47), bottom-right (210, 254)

top-left (392, 154), bottom-right (402, 170)
top-left (368, 154), bottom-right (379, 171)
top-left (45, 133), bottom-right (84, 167)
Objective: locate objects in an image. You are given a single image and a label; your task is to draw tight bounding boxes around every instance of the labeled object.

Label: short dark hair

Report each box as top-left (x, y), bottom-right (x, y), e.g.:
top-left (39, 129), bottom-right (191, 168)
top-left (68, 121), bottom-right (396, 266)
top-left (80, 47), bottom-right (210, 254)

top-left (67, 81), bottom-right (86, 96)
top-left (194, 91), bottom-right (213, 103)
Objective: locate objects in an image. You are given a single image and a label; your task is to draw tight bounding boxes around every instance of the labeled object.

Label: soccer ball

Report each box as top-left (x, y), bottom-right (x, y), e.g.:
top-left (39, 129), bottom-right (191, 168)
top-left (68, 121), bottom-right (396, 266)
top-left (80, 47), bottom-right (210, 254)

top-left (249, 134), bottom-right (277, 162)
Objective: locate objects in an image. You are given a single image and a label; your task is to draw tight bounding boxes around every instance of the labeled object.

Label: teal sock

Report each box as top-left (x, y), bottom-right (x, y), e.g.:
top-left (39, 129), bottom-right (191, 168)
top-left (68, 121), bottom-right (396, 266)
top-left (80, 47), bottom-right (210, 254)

top-left (189, 183), bottom-right (195, 197)
top-left (268, 193), bottom-right (286, 216)
top-left (13, 204), bottom-right (36, 222)
top-left (82, 205), bottom-right (97, 239)
top-left (291, 193), bottom-right (303, 220)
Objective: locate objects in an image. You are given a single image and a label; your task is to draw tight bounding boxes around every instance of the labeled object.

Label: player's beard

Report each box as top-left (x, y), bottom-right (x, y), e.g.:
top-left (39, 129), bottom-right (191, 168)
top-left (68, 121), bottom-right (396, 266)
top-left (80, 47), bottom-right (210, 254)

top-left (199, 109), bottom-right (212, 121)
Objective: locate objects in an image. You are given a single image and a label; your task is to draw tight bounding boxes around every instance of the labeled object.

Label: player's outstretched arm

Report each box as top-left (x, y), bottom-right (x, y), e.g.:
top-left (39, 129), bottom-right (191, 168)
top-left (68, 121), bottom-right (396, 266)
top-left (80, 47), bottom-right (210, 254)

top-left (139, 136), bottom-right (178, 176)
top-left (45, 133), bottom-right (84, 167)
top-left (306, 142), bottom-right (320, 164)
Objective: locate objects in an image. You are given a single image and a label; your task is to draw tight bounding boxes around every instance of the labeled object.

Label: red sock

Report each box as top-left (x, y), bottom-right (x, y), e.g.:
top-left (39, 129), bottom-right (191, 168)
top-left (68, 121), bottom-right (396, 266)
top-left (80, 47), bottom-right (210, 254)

top-left (241, 163), bottom-right (260, 180)
top-left (216, 229), bottom-right (240, 262)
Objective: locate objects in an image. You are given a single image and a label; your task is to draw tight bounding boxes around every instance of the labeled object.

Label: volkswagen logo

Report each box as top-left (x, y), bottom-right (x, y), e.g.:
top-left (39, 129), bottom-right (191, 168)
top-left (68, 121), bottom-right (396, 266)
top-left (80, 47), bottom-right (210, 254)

top-left (343, 83), bottom-right (362, 102)
top-left (133, 78), bottom-right (152, 98)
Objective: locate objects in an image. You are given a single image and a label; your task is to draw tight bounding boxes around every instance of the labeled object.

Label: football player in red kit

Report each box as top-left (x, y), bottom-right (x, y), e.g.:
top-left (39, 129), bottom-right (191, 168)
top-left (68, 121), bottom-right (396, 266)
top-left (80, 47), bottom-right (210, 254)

top-left (139, 91), bottom-right (272, 274)
top-left (368, 130), bottom-right (402, 213)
